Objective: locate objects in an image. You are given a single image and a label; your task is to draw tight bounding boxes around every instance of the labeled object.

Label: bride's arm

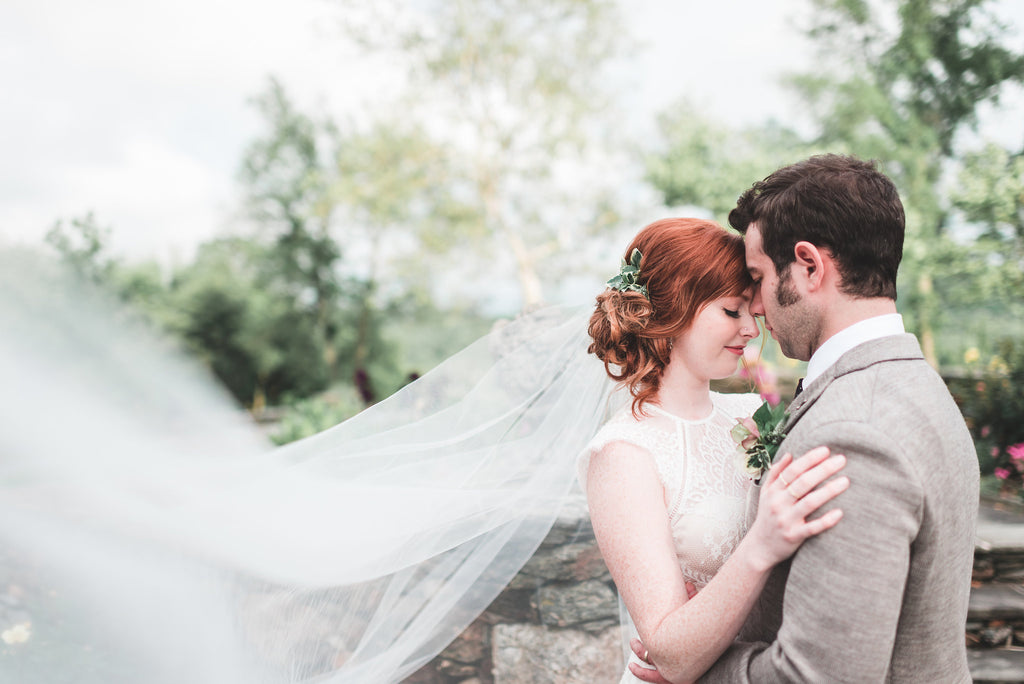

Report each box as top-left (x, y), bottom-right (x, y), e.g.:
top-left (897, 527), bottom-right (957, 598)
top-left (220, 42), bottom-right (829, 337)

top-left (588, 444), bottom-right (847, 684)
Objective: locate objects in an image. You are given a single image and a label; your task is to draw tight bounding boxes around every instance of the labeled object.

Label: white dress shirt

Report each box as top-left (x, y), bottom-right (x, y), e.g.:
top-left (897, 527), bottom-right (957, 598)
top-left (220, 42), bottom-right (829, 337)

top-left (804, 313), bottom-right (906, 388)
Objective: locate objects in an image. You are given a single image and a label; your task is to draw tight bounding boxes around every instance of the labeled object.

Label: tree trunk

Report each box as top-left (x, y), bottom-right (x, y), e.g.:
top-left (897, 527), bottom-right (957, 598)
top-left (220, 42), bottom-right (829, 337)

top-left (352, 290), bottom-right (375, 405)
top-left (916, 271), bottom-right (938, 367)
top-left (478, 166), bottom-right (545, 309)
top-left (352, 234), bottom-right (381, 404)
top-left (507, 231), bottom-right (544, 309)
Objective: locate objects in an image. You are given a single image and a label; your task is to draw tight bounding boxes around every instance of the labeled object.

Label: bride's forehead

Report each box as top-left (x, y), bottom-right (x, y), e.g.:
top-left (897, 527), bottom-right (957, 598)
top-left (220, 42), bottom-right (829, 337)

top-left (718, 289), bottom-right (754, 304)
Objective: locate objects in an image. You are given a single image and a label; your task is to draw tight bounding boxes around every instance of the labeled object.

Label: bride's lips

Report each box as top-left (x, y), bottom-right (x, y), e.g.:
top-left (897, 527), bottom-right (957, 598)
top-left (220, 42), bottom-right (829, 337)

top-left (725, 346), bottom-right (746, 356)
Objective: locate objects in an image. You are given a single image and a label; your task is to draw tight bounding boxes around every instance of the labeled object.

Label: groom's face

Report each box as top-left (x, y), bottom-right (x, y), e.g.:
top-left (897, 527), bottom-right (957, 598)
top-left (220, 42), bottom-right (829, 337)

top-left (744, 223), bottom-right (816, 361)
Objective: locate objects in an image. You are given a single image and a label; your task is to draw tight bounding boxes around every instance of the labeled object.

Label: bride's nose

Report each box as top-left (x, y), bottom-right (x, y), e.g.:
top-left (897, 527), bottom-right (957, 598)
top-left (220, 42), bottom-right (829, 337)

top-left (740, 314), bottom-right (759, 339)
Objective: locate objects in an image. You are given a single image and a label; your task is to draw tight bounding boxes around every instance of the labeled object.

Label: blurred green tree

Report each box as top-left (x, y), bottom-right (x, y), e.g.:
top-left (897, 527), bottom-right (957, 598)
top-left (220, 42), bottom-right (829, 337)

top-left (329, 120), bottom-right (465, 400)
top-left (165, 238), bottom-right (334, 410)
top-left (646, 1), bottom-right (1024, 366)
top-left (239, 78), bottom-right (346, 382)
top-left (41, 86), bottom-right (499, 416)
top-left (45, 212), bottom-right (171, 321)
top-left (238, 80), bottom-right (490, 404)
top-left (643, 100), bottom-right (815, 222)
top-left (337, 0), bottom-right (628, 308)
top-left (787, 0), bottom-right (1024, 364)
top-left (953, 143), bottom-right (1024, 297)
top-left (45, 212), bottom-right (116, 285)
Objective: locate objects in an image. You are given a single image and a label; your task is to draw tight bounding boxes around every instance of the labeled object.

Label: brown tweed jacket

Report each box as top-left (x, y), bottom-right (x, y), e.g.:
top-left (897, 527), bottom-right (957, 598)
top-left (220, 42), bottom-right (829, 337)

top-left (700, 334), bottom-right (979, 683)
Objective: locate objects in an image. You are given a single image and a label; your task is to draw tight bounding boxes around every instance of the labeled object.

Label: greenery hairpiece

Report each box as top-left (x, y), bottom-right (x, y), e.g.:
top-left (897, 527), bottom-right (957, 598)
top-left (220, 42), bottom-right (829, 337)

top-left (606, 248), bottom-right (650, 300)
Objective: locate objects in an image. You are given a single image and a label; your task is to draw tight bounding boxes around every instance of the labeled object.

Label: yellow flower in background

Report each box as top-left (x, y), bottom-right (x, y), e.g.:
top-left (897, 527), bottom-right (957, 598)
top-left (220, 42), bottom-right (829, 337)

top-left (964, 347), bottom-right (980, 365)
top-left (988, 355), bottom-right (1009, 375)
top-left (1, 621), bottom-right (31, 645)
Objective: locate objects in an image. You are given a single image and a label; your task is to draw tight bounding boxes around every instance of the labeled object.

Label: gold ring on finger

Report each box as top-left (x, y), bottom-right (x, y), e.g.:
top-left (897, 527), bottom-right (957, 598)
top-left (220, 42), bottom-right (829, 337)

top-left (779, 474), bottom-right (790, 487)
top-left (642, 649), bottom-right (650, 664)
top-left (787, 485), bottom-right (800, 500)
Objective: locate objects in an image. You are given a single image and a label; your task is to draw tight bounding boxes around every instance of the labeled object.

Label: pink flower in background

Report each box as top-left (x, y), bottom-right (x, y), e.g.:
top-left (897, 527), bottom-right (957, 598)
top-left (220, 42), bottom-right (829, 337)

top-left (981, 426), bottom-right (991, 438)
top-left (1007, 444), bottom-right (1024, 474)
top-left (740, 350), bottom-right (781, 406)
top-left (1008, 444), bottom-right (1024, 462)
top-left (992, 446), bottom-right (1001, 457)
top-left (995, 467), bottom-right (1011, 480)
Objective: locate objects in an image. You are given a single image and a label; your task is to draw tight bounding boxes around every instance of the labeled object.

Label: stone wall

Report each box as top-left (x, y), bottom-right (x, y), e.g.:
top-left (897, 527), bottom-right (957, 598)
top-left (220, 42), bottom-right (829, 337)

top-left (406, 495), bottom-right (1018, 683)
top-left (406, 495), bottom-right (625, 684)
top-left (967, 499), bottom-right (1024, 652)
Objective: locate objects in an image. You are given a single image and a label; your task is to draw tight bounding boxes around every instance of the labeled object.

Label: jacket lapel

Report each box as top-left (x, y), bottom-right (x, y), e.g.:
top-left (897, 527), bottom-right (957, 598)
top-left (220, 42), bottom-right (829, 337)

top-left (781, 333), bottom-right (925, 436)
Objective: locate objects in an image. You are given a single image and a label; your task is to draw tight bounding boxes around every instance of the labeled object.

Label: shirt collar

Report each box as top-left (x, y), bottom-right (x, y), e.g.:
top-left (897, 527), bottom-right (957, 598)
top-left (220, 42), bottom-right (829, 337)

top-left (804, 313), bottom-right (905, 387)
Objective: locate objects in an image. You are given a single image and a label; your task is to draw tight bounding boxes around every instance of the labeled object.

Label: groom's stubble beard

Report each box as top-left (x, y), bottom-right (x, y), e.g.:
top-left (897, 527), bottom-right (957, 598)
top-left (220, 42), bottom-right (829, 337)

top-left (775, 266), bottom-right (800, 307)
top-left (772, 266), bottom-right (819, 361)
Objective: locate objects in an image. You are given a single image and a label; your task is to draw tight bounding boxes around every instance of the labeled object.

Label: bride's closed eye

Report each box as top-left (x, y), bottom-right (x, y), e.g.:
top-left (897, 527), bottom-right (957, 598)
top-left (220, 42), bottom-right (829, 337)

top-left (724, 309), bottom-right (741, 319)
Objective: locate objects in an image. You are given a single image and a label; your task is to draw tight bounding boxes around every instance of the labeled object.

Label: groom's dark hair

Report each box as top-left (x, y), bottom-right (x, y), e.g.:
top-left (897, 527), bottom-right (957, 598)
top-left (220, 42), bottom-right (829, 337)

top-left (729, 154), bottom-right (905, 300)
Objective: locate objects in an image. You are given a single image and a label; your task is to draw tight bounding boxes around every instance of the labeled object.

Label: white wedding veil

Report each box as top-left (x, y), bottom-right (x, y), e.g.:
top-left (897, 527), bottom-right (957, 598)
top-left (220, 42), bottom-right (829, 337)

top-left (0, 252), bottom-right (625, 683)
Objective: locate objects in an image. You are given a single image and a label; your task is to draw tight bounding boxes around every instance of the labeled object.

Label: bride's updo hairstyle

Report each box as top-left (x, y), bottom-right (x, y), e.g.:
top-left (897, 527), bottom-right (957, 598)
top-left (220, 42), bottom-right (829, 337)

top-left (588, 217), bottom-right (752, 415)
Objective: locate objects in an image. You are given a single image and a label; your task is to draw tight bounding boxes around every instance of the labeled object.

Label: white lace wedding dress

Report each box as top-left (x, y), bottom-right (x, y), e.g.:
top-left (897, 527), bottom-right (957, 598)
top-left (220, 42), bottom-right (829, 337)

top-left (579, 391), bottom-right (763, 684)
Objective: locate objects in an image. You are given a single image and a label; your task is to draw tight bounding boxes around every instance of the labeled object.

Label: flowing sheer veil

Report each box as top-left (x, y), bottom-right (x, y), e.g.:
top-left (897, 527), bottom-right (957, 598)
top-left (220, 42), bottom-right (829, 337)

top-left (0, 252), bottom-right (626, 683)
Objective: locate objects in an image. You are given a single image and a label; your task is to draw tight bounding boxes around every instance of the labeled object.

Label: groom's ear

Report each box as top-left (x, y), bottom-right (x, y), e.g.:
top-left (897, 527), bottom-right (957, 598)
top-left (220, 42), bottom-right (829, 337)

top-left (792, 241), bottom-right (827, 291)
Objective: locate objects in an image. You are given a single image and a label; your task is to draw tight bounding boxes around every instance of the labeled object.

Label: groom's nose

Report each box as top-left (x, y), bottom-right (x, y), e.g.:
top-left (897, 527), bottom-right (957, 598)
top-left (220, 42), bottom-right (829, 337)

top-left (750, 285), bottom-right (765, 316)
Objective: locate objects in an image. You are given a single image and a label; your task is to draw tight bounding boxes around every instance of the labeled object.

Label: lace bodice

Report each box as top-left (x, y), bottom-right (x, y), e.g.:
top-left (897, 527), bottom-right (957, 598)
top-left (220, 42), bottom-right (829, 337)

top-left (580, 391), bottom-right (763, 588)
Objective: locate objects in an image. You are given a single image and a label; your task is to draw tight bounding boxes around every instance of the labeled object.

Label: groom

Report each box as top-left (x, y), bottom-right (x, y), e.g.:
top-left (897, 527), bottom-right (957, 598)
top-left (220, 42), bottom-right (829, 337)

top-left (632, 154), bottom-right (979, 682)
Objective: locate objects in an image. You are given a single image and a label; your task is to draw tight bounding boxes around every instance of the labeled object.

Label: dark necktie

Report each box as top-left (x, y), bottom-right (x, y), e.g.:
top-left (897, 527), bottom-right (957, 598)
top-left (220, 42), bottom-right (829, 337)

top-left (793, 377), bottom-right (804, 398)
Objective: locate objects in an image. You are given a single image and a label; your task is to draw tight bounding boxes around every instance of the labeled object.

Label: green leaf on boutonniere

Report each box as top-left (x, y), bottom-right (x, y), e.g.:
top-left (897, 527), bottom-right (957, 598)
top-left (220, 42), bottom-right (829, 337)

top-left (732, 400), bottom-right (789, 480)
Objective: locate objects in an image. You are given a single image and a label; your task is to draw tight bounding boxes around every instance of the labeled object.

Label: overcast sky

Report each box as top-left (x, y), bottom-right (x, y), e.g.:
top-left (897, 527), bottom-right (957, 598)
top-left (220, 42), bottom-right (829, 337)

top-left (1, 0), bottom-right (1021, 263)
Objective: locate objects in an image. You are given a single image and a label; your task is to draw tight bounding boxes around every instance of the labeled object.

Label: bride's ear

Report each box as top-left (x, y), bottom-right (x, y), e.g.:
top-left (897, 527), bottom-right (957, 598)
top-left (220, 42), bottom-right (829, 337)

top-left (792, 241), bottom-right (827, 291)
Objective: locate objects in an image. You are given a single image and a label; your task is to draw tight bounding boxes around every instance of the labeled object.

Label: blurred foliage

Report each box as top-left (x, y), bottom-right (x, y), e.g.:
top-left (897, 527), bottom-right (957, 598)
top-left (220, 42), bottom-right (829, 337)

top-left (239, 78), bottom-right (346, 388)
top-left (270, 389), bottom-right (366, 446)
top-left (270, 298), bottom-right (495, 445)
top-left (44, 1), bottom-right (624, 421)
top-left (43, 207), bottom-right (496, 426)
top-left (953, 144), bottom-right (1024, 296)
top-left (171, 239), bottom-right (340, 409)
top-left (788, 0), bottom-right (1024, 364)
top-left (43, 0), bottom-right (1024, 453)
top-left (239, 78), bottom-right (499, 405)
top-left (337, 0), bottom-right (629, 307)
top-left (644, 0), bottom-right (1024, 368)
top-left (644, 102), bottom-right (817, 223)
top-left (952, 340), bottom-right (1024, 498)
top-left (45, 213), bottom-right (116, 285)
top-left (43, 214), bottom-right (497, 414)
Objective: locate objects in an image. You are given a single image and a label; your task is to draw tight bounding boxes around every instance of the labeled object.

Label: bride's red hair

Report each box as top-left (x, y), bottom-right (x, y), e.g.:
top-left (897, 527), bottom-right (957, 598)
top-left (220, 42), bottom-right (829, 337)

top-left (588, 218), bottom-right (753, 415)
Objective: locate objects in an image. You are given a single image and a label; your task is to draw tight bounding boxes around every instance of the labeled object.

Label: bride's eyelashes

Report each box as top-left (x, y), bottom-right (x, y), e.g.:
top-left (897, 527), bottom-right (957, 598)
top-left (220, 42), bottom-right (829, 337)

top-left (724, 309), bottom-right (741, 319)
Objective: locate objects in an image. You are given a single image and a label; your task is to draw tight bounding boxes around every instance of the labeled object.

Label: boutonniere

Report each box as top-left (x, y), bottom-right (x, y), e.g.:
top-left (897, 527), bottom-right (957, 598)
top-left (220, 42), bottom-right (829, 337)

top-left (731, 401), bottom-right (788, 480)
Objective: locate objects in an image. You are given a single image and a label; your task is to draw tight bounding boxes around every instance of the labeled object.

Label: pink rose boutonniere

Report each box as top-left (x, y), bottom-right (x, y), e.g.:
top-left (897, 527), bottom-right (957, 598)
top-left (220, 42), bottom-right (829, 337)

top-left (731, 401), bottom-right (788, 481)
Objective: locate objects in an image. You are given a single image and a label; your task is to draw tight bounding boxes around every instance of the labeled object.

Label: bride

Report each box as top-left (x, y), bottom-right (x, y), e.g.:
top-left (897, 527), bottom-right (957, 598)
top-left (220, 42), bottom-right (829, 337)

top-left (0, 217), bottom-right (844, 684)
top-left (582, 218), bottom-right (846, 683)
